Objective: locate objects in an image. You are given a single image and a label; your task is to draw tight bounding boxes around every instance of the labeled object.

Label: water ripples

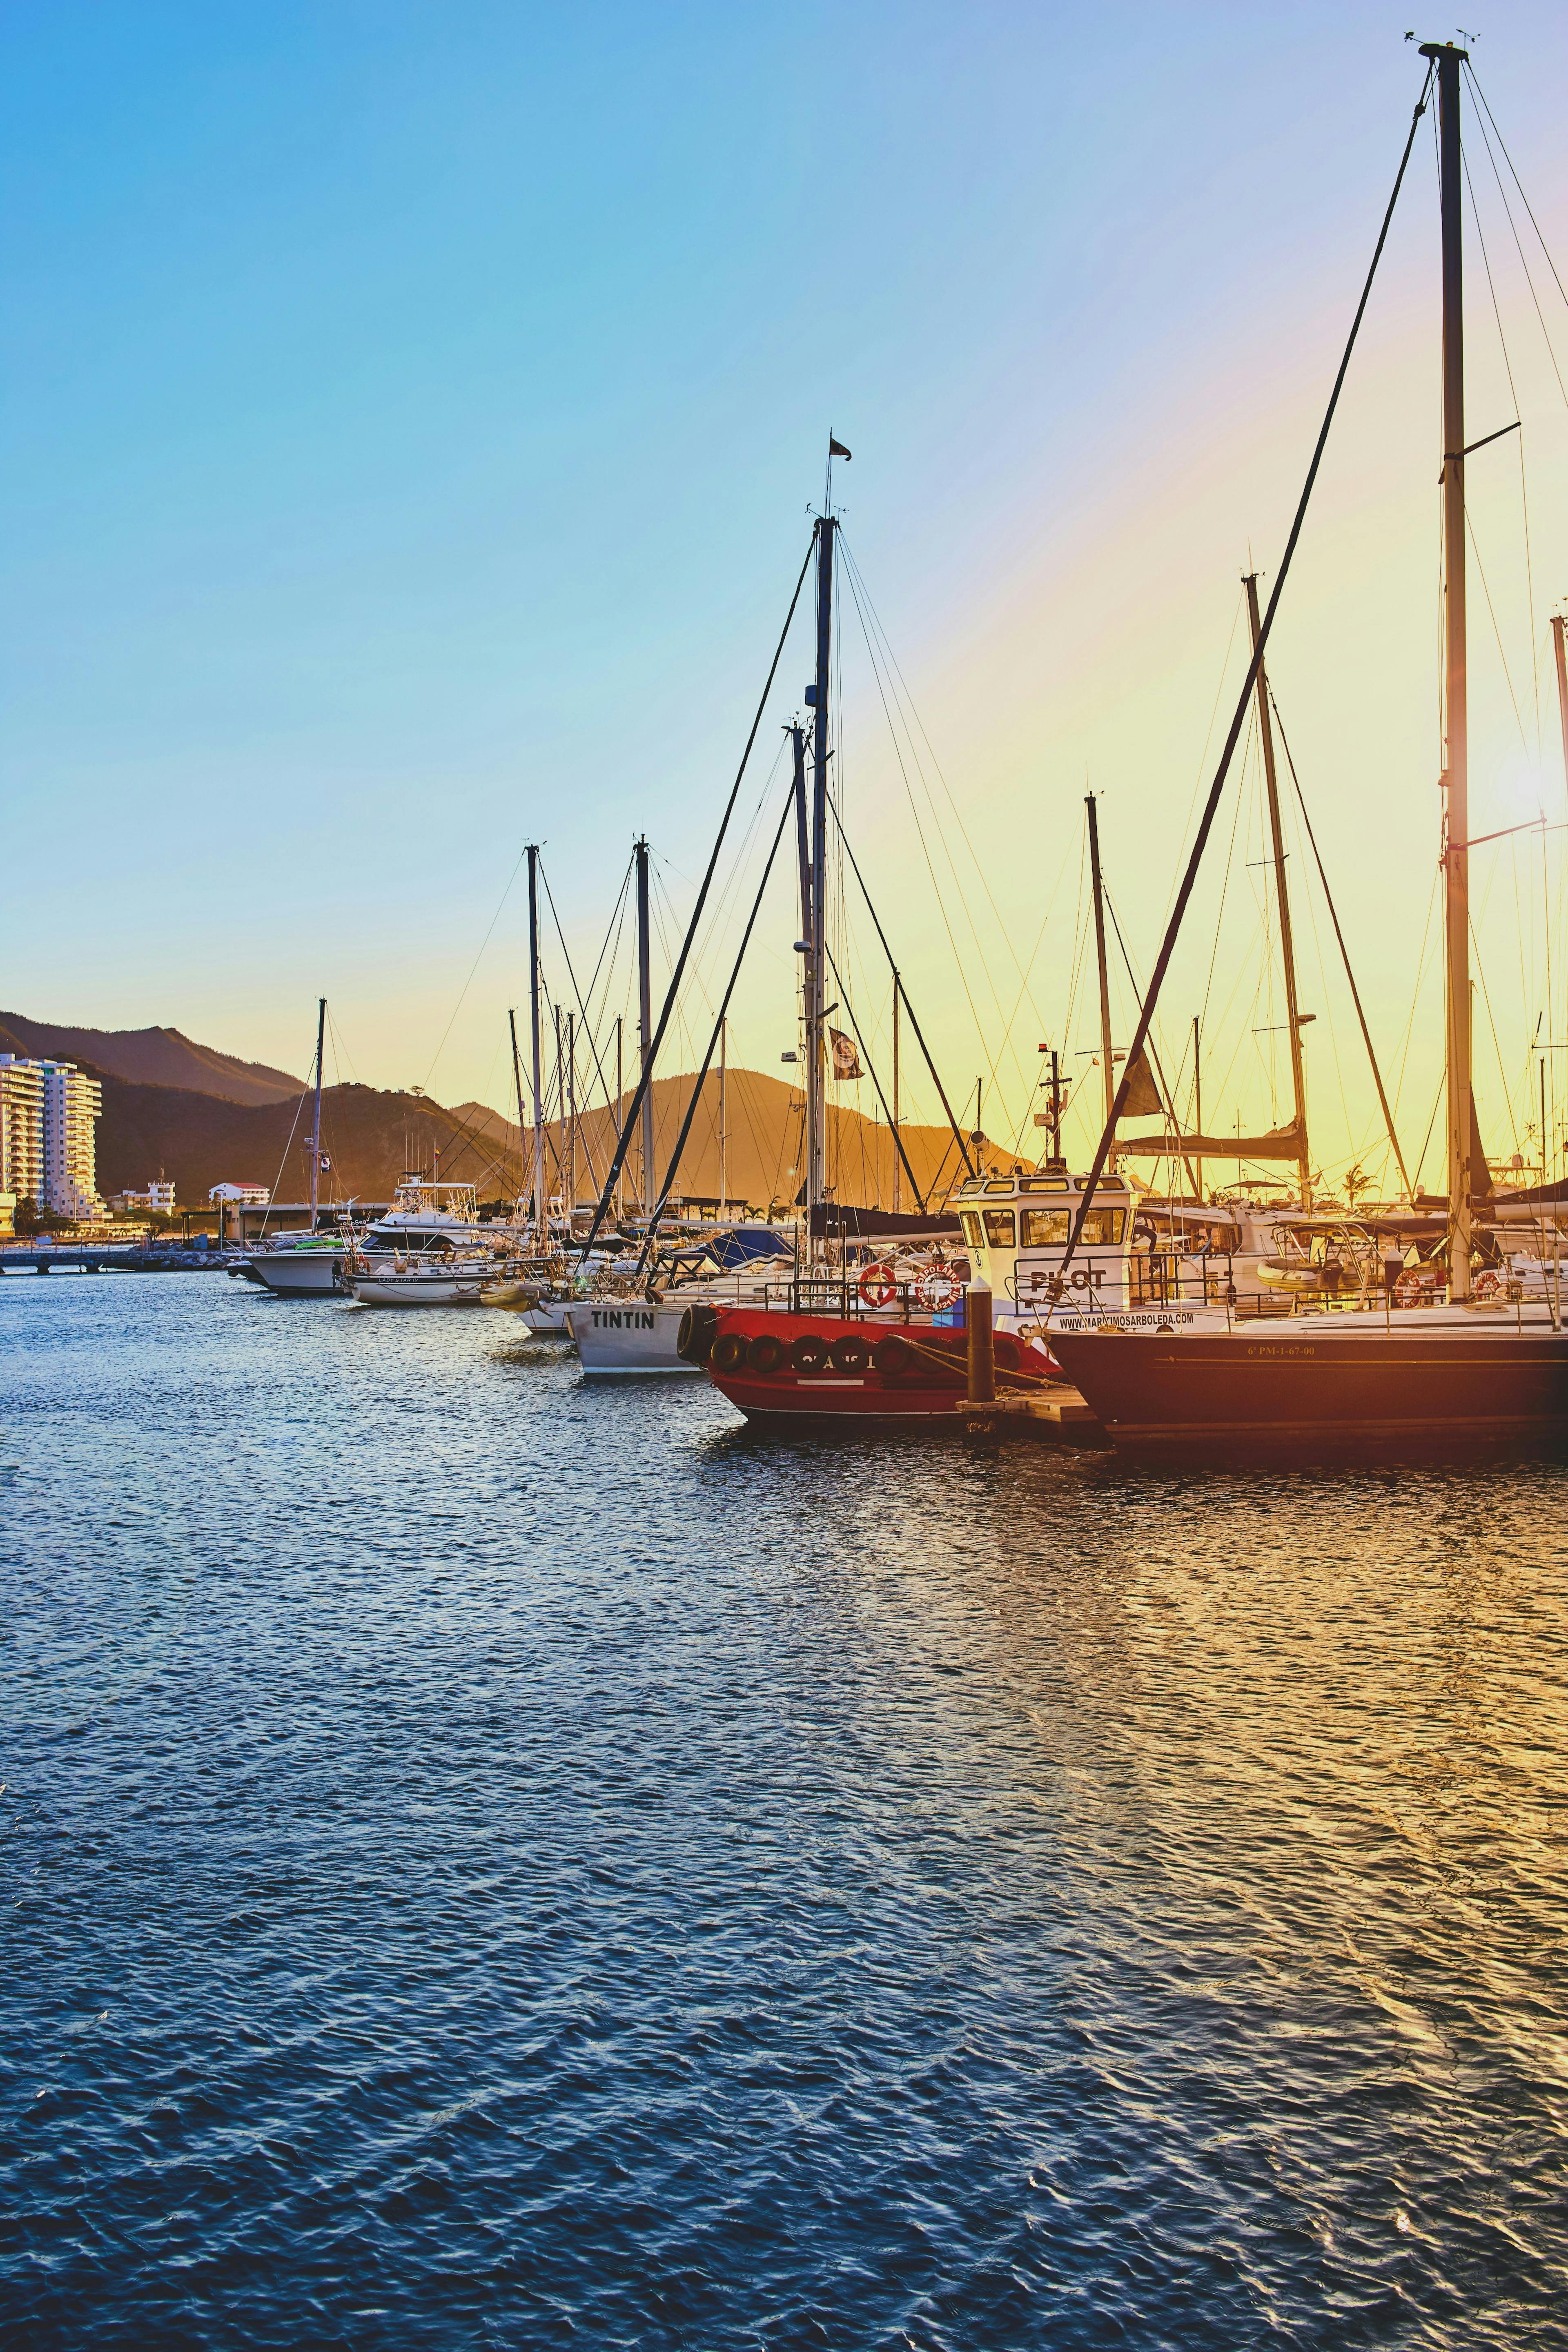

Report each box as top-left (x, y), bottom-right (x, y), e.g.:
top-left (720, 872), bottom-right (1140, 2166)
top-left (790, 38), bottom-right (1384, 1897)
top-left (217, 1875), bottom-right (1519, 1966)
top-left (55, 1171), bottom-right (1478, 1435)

top-left (2, 1276), bottom-right (1565, 2346)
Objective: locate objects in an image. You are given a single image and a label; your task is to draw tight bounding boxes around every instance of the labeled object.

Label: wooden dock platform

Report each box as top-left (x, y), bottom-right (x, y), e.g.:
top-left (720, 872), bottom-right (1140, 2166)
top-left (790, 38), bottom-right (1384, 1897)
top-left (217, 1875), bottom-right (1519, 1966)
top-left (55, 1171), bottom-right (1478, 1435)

top-left (957, 1386), bottom-right (1107, 1447)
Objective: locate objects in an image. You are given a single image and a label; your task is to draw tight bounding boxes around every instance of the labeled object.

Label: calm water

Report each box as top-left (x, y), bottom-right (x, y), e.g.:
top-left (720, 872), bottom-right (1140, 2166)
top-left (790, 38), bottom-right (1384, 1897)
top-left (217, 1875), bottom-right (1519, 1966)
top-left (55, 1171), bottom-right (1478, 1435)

top-left (2, 1274), bottom-right (1566, 2349)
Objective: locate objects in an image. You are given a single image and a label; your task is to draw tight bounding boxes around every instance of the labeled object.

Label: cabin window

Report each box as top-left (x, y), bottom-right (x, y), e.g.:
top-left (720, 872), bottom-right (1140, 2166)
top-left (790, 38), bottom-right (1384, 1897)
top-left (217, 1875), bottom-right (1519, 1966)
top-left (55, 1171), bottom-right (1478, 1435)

top-left (1020, 1207), bottom-right (1071, 1247)
top-left (982, 1208), bottom-right (1017, 1248)
top-left (1077, 1209), bottom-right (1126, 1245)
top-left (959, 1210), bottom-right (984, 1249)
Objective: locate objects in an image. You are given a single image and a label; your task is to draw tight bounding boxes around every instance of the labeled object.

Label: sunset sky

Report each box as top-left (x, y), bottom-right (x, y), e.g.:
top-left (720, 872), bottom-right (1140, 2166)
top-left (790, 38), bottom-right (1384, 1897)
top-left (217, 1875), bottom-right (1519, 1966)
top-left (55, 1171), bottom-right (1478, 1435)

top-left (4, 2), bottom-right (1568, 1194)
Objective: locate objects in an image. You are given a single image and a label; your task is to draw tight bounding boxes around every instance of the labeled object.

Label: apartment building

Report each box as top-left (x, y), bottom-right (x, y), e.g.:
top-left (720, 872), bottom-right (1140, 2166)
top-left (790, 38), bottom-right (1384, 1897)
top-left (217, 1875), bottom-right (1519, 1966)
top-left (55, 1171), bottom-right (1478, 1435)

top-left (0, 1058), bottom-right (45, 1205)
top-left (0, 1055), bottom-right (107, 1222)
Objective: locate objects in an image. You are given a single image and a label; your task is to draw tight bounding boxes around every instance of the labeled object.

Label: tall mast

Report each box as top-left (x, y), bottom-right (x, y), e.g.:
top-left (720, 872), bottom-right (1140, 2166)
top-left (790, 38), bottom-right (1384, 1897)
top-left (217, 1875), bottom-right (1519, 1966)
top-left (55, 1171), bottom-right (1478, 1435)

top-left (1423, 40), bottom-right (1472, 1297)
top-left (567, 1010), bottom-right (577, 1229)
top-left (308, 996), bottom-right (325, 1230)
top-left (1192, 1015), bottom-right (1203, 1204)
top-left (527, 845), bottom-right (545, 1238)
top-left (635, 835), bottom-right (655, 1221)
top-left (1243, 571), bottom-right (1312, 1209)
top-left (791, 724), bottom-right (811, 960)
top-left (508, 1007), bottom-right (526, 1204)
top-left (718, 1016), bottom-right (727, 1212)
top-left (614, 1016), bottom-right (624, 1220)
top-left (1086, 794), bottom-right (1116, 1169)
top-left (891, 978), bottom-right (901, 1214)
top-left (554, 1008), bottom-right (564, 1221)
top-left (1553, 613), bottom-right (1568, 797)
top-left (807, 515), bottom-right (834, 1253)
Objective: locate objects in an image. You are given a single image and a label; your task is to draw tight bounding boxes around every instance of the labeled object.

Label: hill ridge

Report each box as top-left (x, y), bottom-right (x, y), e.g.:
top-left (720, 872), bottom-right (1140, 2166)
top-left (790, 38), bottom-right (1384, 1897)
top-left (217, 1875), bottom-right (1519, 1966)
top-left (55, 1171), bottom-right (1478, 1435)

top-left (0, 1013), bottom-right (303, 1106)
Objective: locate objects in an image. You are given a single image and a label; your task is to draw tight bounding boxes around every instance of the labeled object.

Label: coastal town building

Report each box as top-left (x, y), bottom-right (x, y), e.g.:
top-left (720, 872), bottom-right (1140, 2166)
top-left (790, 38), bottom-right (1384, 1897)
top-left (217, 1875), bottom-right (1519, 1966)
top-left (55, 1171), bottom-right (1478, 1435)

top-left (114, 1180), bottom-right (176, 1214)
top-left (113, 1176), bottom-right (177, 1214)
top-left (208, 1183), bottom-right (270, 1206)
top-left (0, 1055), bottom-right (106, 1223)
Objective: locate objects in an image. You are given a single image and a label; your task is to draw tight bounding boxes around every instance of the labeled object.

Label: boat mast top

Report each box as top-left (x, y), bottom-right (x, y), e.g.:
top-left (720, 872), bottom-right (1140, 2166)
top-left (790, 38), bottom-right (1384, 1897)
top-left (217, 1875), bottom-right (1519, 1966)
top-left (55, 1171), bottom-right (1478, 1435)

top-left (1242, 572), bottom-right (1312, 1209)
top-left (1421, 39), bottom-right (1472, 1296)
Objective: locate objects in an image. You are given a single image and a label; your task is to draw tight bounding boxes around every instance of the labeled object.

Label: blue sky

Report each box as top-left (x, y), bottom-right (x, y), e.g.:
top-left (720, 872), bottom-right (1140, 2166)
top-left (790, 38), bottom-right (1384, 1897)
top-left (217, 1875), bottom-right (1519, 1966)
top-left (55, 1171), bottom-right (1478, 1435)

top-left (4, 4), bottom-right (1567, 1180)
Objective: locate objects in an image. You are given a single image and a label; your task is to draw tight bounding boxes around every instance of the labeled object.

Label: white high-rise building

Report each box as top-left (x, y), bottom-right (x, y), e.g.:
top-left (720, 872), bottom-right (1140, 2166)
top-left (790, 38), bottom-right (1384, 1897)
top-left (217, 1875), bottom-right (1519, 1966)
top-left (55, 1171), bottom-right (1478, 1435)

top-left (0, 1056), bottom-right (106, 1223)
top-left (0, 1058), bottom-right (45, 1206)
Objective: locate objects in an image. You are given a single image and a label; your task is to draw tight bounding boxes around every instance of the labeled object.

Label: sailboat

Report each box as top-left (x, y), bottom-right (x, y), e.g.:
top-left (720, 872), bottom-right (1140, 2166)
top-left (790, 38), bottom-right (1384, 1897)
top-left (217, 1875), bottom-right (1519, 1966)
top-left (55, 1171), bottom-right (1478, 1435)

top-left (1048, 43), bottom-right (1568, 1458)
top-left (245, 1000), bottom-right (350, 1295)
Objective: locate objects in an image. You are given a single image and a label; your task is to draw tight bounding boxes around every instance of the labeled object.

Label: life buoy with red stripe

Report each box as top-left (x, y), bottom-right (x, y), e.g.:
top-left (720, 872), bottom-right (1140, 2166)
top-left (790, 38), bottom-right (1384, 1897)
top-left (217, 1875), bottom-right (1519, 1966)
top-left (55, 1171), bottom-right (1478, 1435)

top-left (858, 1261), bottom-right (898, 1309)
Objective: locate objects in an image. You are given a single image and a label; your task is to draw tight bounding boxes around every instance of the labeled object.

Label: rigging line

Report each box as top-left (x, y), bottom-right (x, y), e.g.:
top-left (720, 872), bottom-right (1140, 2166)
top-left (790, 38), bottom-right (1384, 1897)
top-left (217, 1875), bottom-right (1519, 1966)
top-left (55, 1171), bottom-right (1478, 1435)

top-left (639, 783), bottom-right (796, 1261)
top-left (1464, 62), bottom-right (1568, 346)
top-left (1288, 803), bottom-right (1350, 1186)
top-left (581, 527), bottom-right (817, 1253)
top-left (1461, 140), bottom-right (1540, 738)
top-left (1059, 61), bottom-right (1432, 1275)
top-left (1100, 885), bottom-right (1201, 1196)
top-left (1268, 686), bottom-right (1413, 1194)
top-left (830, 800), bottom-right (977, 1179)
top-left (1465, 509), bottom-right (1531, 756)
top-left (1172, 593), bottom-right (1249, 930)
top-left (421, 843), bottom-right (528, 1093)
top-left (538, 858), bottom-right (621, 1156)
top-left (1470, 912), bottom-right (1524, 1167)
top-left (587, 885), bottom-right (634, 1108)
top-left (837, 557), bottom-right (1016, 1101)
top-left (839, 535), bottom-right (1044, 1014)
top-left (324, 1008), bottom-right (361, 1087)
top-left (824, 943), bottom-right (926, 1212)
top-left (686, 735), bottom-right (791, 998)
top-left (579, 858), bottom-right (635, 1053)
top-left (836, 543), bottom-right (1037, 1089)
top-left (1410, 1065), bottom-right (1445, 1199)
top-left (1199, 706), bottom-right (1255, 1038)
top-left (258, 1050), bottom-right (315, 1239)
top-left (1390, 864), bottom-right (1442, 1128)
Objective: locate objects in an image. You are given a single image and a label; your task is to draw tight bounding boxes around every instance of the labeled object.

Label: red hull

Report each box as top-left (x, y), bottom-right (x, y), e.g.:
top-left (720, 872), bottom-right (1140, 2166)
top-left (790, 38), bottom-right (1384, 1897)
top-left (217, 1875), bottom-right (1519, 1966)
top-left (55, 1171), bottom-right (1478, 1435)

top-left (701, 1308), bottom-right (1060, 1425)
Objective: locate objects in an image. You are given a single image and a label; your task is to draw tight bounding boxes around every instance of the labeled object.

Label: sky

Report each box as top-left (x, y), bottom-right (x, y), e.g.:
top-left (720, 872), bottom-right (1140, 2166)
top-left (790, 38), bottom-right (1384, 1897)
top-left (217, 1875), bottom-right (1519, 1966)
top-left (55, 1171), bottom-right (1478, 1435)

top-left (4, 2), bottom-right (1568, 1193)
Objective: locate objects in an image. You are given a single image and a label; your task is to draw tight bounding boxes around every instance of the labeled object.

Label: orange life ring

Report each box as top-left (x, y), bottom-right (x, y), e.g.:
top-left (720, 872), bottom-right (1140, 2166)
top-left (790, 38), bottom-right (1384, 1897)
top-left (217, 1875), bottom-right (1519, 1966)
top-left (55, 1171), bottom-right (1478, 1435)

top-left (858, 1261), bottom-right (899, 1310)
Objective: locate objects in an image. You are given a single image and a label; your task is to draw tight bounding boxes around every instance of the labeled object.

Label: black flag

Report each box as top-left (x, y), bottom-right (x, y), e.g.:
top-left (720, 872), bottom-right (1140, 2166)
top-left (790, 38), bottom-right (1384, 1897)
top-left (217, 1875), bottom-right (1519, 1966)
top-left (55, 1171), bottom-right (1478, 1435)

top-left (829, 436), bottom-right (852, 460)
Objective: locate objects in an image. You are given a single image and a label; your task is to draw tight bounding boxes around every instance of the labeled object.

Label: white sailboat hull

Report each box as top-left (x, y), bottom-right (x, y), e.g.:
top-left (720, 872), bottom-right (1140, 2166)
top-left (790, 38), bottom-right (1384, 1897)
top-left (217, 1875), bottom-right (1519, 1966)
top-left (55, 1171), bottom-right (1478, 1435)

top-left (519, 1297), bottom-right (575, 1335)
top-left (249, 1250), bottom-right (345, 1296)
top-left (347, 1265), bottom-right (491, 1307)
top-left (566, 1299), bottom-right (703, 1373)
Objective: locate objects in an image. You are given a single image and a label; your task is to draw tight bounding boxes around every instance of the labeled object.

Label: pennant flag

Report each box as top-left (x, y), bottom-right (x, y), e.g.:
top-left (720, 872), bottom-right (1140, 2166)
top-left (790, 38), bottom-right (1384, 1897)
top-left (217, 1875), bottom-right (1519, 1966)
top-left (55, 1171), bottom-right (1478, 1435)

top-left (829, 1028), bottom-right (863, 1080)
top-left (829, 436), bottom-right (852, 460)
top-left (1121, 1044), bottom-right (1161, 1118)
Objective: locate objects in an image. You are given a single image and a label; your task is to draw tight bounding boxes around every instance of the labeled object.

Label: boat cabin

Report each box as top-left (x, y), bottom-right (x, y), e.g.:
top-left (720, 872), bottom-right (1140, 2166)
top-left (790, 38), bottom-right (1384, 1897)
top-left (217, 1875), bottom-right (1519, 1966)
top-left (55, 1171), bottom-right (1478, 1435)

top-left (953, 1167), bottom-right (1141, 1323)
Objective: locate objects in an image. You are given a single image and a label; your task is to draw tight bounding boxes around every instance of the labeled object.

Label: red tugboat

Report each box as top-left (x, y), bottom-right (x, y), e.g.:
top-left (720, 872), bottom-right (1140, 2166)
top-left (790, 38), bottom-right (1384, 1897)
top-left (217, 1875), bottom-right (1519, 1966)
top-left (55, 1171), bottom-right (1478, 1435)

top-left (677, 1291), bottom-right (1061, 1425)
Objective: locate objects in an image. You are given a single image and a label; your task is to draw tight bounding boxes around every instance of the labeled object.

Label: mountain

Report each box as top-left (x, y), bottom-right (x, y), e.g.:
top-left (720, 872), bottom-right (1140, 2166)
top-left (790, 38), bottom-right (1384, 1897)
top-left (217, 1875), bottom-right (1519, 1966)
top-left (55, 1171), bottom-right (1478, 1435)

top-left (452, 1065), bottom-right (1011, 1210)
top-left (0, 1013), bottom-right (302, 1105)
top-left (94, 1074), bottom-right (512, 1205)
top-left (94, 1062), bottom-right (1011, 1211)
